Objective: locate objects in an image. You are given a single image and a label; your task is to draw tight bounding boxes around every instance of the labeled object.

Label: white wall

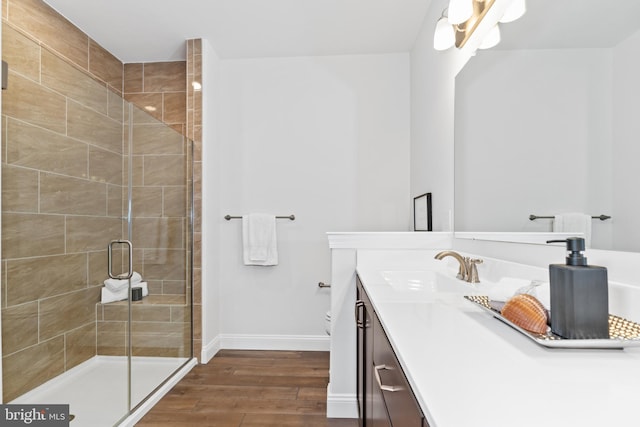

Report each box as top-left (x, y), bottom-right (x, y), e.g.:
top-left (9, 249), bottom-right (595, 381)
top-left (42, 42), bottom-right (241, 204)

top-left (215, 54), bottom-right (410, 345)
top-left (201, 39), bottom-right (222, 360)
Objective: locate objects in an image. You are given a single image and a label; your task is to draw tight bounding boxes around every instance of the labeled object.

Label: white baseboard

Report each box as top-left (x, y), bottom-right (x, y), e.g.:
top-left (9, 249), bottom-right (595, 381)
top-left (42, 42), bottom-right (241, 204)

top-left (201, 335), bottom-right (222, 363)
top-left (326, 389), bottom-right (359, 418)
top-left (219, 333), bottom-right (330, 351)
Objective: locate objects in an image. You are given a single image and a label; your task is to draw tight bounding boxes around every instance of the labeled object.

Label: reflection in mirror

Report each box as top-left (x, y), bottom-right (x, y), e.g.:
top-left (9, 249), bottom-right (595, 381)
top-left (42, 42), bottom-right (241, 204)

top-left (454, 0), bottom-right (640, 252)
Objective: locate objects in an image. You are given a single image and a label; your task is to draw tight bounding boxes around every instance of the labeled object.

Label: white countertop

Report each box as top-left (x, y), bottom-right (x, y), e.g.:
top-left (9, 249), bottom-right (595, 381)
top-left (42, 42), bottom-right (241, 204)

top-left (356, 252), bottom-right (640, 427)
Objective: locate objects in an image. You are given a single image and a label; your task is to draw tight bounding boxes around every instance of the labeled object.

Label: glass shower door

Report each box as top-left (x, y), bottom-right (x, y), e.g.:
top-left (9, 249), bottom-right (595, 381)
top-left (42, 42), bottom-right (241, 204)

top-left (126, 103), bottom-right (193, 412)
top-left (1, 27), bottom-right (193, 424)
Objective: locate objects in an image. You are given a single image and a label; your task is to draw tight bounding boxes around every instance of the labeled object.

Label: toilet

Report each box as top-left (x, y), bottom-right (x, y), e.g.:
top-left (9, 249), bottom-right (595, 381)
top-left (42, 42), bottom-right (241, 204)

top-left (325, 310), bottom-right (331, 335)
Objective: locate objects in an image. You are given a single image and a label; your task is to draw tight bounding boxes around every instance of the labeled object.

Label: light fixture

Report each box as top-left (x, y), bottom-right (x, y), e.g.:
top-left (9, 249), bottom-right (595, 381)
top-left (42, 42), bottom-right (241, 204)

top-left (478, 24), bottom-right (500, 49)
top-left (447, 0), bottom-right (473, 25)
top-left (433, 0), bottom-right (525, 52)
top-left (434, 10), bottom-right (455, 51)
top-left (499, 0), bottom-right (526, 23)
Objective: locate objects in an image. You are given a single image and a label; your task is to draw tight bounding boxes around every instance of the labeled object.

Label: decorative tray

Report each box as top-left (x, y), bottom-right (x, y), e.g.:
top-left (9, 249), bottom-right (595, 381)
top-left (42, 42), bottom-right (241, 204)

top-left (464, 295), bottom-right (640, 349)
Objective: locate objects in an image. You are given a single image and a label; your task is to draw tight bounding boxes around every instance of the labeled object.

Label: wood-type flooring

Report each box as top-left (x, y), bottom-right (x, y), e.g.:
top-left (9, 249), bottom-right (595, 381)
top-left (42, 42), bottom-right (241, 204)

top-left (136, 350), bottom-right (358, 427)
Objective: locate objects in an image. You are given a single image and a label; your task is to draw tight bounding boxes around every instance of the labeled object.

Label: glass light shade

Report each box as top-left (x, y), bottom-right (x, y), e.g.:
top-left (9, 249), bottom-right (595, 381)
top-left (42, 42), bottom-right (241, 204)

top-left (447, 0), bottom-right (473, 25)
top-left (479, 24), bottom-right (501, 49)
top-left (434, 17), bottom-right (455, 51)
top-left (499, 0), bottom-right (526, 23)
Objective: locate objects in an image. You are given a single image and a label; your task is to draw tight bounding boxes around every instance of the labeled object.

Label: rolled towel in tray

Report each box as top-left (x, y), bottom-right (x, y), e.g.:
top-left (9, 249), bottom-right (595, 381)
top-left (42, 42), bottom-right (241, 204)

top-left (485, 277), bottom-right (531, 302)
top-left (101, 282), bottom-right (148, 304)
top-left (486, 277), bottom-right (550, 309)
top-left (104, 271), bottom-right (142, 292)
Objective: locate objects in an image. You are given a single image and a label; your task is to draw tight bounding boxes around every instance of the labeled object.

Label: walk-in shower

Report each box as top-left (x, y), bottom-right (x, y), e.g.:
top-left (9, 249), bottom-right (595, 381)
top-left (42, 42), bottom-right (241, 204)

top-left (1, 22), bottom-right (194, 426)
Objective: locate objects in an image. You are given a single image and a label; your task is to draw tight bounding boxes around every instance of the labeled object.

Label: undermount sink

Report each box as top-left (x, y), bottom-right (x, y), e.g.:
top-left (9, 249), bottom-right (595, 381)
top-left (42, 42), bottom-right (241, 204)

top-left (380, 270), bottom-right (487, 295)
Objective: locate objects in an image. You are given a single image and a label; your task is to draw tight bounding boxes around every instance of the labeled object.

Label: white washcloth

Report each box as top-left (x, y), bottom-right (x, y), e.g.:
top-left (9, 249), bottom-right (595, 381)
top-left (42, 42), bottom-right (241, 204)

top-left (104, 271), bottom-right (142, 292)
top-left (553, 212), bottom-right (591, 247)
top-left (242, 213), bottom-right (278, 266)
top-left (101, 282), bottom-right (148, 304)
top-left (486, 278), bottom-right (550, 309)
top-left (486, 277), bottom-right (531, 302)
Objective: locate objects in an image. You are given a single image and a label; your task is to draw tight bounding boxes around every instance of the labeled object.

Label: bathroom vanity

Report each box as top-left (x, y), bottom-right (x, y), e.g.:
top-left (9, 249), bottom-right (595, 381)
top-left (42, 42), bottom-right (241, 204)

top-left (356, 277), bottom-right (426, 427)
top-left (344, 243), bottom-right (640, 427)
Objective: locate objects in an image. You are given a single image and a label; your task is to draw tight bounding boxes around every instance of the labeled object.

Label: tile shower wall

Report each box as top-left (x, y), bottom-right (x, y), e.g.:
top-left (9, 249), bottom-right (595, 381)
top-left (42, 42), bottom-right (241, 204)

top-left (1, 6), bottom-right (123, 400)
top-left (1, 0), bottom-right (193, 401)
top-left (2, 0), bottom-right (123, 92)
top-left (124, 62), bottom-right (187, 136)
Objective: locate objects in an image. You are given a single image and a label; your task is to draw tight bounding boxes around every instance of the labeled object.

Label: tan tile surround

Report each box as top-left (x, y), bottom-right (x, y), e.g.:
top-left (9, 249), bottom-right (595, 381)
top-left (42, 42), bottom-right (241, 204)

top-left (124, 62), bottom-right (187, 136)
top-left (1, 0), bottom-right (197, 402)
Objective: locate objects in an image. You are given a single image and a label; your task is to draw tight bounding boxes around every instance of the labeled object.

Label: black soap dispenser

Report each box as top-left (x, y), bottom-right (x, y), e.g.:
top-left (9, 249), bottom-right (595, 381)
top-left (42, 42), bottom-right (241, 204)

top-left (547, 237), bottom-right (609, 339)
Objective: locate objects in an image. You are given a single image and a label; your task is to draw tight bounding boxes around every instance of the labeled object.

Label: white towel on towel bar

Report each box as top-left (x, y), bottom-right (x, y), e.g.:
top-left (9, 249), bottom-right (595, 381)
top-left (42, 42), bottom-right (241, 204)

top-left (101, 282), bottom-right (148, 304)
top-left (553, 212), bottom-right (592, 248)
top-left (242, 213), bottom-right (278, 266)
top-left (104, 271), bottom-right (142, 293)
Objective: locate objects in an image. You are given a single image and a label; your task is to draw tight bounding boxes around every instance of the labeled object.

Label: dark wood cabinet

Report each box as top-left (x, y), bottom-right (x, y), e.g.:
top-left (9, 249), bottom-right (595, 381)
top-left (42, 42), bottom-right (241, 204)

top-left (373, 315), bottom-right (423, 427)
top-left (356, 277), bottom-right (374, 426)
top-left (356, 276), bottom-right (428, 427)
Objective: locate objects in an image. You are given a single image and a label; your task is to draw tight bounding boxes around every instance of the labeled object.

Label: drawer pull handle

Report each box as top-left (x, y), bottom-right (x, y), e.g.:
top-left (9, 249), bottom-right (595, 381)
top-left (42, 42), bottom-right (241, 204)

top-left (374, 364), bottom-right (403, 392)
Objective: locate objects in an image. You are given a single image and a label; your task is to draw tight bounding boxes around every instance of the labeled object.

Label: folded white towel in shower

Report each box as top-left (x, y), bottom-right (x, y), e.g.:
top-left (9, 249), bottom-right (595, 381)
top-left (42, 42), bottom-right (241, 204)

top-left (242, 213), bottom-right (278, 266)
top-left (553, 212), bottom-right (591, 248)
top-left (101, 282), bottom-right (148, 304)
top-left (104, 271), bottom-right (142, 292)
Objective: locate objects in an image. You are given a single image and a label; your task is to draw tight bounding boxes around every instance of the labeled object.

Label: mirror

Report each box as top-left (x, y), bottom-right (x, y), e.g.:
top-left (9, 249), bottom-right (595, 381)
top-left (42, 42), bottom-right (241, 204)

top-left (454, 0), bottom-right (640, 252)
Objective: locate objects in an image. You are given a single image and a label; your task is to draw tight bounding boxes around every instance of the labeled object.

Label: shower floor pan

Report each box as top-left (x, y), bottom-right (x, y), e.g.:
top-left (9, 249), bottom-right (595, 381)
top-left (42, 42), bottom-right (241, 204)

top-left (10, 355), bottom-right (189, 427)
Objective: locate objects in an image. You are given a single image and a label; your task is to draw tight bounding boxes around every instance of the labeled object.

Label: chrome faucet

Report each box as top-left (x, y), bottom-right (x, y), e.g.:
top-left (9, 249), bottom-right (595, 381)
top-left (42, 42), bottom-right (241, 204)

top-left (434, 251), bottom-right (483, 283)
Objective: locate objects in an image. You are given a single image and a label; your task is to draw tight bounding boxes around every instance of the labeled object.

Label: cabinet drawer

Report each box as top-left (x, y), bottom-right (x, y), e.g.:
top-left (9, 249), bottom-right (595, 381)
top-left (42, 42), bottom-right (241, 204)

top-left (373, 316), bottom-right (423, 427)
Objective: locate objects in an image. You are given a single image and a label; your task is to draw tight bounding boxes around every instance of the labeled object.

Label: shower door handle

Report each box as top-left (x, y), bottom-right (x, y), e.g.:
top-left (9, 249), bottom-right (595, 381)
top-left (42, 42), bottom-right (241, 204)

top-left (108, 240), bottom-right (133, 280)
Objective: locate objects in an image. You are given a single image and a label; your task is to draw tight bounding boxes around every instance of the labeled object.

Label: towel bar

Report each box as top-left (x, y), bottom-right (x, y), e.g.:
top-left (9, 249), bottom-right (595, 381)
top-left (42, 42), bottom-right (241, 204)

top-left (224, 214), bottom-right (295, 221)
top-left (529, 214), bottom-right (611, 221)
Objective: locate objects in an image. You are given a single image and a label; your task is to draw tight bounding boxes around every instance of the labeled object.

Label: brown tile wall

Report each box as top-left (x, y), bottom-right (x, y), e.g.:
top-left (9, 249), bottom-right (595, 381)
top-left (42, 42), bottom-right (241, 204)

top-left (1, 16), bottom-right (121, 400)
top-left (96, 295), bottom-right (190, 357)
top-left (124, 62), bottom-right (187, 136)
top-left (128, 106), bottom-right (189, 297)
top-left (3, 0), bottom-right (122, 93)
top-left (1, 0), bottom-right (193, 401)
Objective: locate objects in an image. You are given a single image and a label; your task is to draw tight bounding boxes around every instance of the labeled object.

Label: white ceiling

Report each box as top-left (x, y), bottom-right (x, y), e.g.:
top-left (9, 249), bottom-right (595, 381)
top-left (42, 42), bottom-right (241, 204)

top-left (43, 0), bottom-right (640, 63)
top-left (43, 0), bottom-right (435, 63)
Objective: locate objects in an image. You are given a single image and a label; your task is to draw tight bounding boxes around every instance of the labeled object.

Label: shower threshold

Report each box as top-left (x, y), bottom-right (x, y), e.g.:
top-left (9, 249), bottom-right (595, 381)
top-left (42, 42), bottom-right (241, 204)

top-left (10, 355), bottom-right (191, 427)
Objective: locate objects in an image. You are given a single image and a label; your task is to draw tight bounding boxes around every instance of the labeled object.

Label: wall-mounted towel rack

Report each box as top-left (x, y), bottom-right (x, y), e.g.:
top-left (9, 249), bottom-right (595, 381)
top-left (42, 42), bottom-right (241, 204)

top-left (529, 214), bottom-right (611, 221)
top-left (224, 214), bottom-right (295, 221)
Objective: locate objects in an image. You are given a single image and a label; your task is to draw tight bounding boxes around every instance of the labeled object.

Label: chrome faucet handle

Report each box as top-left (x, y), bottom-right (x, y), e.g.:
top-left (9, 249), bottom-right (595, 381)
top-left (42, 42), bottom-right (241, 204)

top-left (467, 258), bottom-right (483, 283)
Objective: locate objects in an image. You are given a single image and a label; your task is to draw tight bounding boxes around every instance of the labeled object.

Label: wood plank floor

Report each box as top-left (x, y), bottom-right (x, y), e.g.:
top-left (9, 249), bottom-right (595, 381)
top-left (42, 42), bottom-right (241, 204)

top-left (137, 350), bottom-right (358, 427)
